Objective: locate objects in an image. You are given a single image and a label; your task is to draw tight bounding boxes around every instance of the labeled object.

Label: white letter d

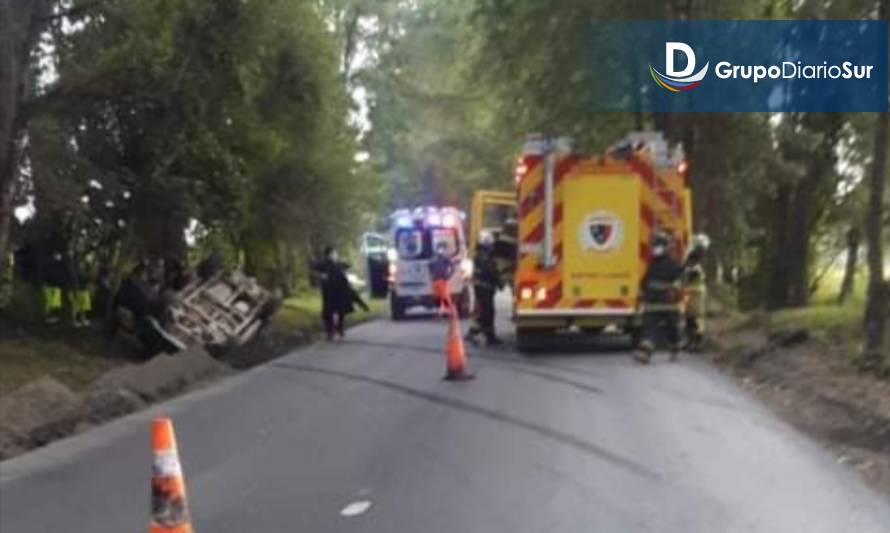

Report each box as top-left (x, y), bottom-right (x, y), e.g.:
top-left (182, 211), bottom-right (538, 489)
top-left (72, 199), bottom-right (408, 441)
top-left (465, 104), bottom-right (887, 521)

top-left (666, 42), bottom-right (696, 77)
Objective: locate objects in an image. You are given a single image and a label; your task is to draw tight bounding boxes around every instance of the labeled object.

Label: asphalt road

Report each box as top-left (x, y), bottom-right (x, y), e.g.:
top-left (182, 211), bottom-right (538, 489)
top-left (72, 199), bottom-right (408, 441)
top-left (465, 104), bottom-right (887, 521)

top-left (2, 302), bottom-right (890, 533)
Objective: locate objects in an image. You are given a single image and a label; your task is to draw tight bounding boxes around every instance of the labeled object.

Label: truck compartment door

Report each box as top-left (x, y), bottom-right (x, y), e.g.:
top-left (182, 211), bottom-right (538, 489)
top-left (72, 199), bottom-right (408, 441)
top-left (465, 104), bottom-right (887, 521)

top-left (561, 176), bottom-right (640, 310)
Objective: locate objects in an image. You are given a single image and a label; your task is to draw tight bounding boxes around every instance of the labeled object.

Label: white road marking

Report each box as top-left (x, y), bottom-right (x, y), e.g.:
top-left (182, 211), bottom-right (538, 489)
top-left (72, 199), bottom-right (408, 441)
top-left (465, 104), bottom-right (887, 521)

top-left (340, 500), bottom-right (372, 517)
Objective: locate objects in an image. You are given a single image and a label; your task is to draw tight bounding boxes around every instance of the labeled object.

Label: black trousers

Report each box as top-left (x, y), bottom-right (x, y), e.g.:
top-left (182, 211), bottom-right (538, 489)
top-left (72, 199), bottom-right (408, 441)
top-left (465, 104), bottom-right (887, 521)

top-left (685, 315), bottom-right (702, 343)
top-left (322, 307), bottom-right (345, 337)
top-left (642, 310), bottom-right (681, 349)
top-left (470, 286), bottom-right (496, 339)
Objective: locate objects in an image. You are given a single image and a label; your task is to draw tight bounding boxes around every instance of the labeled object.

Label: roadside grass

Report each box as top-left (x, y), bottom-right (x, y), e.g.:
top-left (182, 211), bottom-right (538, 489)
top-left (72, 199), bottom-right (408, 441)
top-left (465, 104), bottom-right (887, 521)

top-left (752, 268), bottom-right (875, 352)
top-left (272, 293), bottom-right (386, 334)
top-left (769, 304), bottom-right (863, 344)
top-left (1, 283), bottom-right (386, 396)
top-left (0, 336), bottom-right (119, 397)
top-left (1, 283), bottom-right (128, 396)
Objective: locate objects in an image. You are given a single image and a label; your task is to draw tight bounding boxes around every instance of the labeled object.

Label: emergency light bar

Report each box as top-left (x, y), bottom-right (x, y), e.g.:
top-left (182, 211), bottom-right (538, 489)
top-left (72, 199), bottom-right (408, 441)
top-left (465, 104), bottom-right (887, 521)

top-left (677, 160), bottom-right (690, 175)
top-left (391, 206), bottom-right (464, 229)
top-left (442, 213), bottom-right (457, 228)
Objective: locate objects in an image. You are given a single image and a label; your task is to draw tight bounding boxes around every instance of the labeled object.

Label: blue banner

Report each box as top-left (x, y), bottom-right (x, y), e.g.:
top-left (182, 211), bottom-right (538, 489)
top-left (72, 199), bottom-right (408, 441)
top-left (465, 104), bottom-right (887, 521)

top-left (587, 20), bottom-right (888, 112)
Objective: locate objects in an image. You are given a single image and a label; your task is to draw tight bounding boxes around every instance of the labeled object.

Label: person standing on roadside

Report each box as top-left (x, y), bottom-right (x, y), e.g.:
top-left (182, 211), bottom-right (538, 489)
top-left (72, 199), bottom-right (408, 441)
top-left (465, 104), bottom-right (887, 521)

top-left (465, 234), bottom-right (502, 345)
top-left (428, 241), bottom-right (455, 316)
top-left (313, 246), bottom-right (369, 340)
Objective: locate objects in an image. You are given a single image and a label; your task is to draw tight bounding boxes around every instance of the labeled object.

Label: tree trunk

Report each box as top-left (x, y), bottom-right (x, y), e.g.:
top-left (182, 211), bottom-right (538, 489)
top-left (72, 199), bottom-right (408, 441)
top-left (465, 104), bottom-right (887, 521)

top-left (786, 170), bottom-right (818, 307)
top-left (837, 226), bottom-right (860, 304)
top-left (679, 112), bottom-right (728, 283)
top-left (0, 0), bottom-right (54, 280)
top-left (862, 0), bottom-right (889, 370)
top-left (765, 182), bottom-right (792, 309)
top-left (862, 109), bottom-right (888, 369)
top-left (0, 0), bottom-right (24, 281)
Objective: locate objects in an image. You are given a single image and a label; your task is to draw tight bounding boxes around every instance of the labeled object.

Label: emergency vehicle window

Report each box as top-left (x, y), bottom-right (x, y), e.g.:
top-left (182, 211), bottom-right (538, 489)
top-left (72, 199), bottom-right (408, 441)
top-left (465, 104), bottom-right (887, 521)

top-left (431, 228), bottom-right (459, 258)
top-left (363, 234), bottom-right (388, 254)
top-left (396, 230), bottom-right (425, 259)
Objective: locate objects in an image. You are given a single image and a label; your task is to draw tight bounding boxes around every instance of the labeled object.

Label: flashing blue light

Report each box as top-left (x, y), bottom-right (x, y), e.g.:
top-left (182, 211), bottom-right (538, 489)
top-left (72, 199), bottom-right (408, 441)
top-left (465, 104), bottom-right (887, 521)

top-left (396, 216), bottom-right (413, 228)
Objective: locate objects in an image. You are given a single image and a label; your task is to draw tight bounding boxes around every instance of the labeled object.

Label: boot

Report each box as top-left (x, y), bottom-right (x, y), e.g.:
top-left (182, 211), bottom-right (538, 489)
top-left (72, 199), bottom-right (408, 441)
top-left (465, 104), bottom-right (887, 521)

top-left (669, 344), bottom-right (681, 362)
top-left (633, 350), bottom-right (652, 365)
top-left (634, 340), bottom-right (654, 365)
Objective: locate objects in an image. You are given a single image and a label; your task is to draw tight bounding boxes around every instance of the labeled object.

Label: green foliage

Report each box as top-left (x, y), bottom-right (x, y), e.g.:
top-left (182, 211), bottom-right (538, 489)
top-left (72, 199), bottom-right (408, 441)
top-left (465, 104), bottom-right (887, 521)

top-left (10, 0), bottom-right (886, 311)
top-left (18, 0), bottom-right (374, 289)
top-left (465, 0), bottom-right (886, 311)
top-left (360, 0), bottom-right (518, 213)
top-left (273, 293), bottom-right (385, 332)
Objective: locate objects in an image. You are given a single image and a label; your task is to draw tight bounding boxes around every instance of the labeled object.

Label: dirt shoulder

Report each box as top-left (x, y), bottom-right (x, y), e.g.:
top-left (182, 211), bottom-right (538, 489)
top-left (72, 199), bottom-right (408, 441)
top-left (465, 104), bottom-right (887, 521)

top-left (0, 297), bottom-right (383, 460)
top-left (708, 317), bottom-right (890, 498)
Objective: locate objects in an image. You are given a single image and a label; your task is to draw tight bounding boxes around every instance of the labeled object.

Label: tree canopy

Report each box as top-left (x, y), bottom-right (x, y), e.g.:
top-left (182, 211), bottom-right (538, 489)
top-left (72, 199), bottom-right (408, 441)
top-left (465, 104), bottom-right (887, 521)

top-left (1, 0), bottom-right (886, 351)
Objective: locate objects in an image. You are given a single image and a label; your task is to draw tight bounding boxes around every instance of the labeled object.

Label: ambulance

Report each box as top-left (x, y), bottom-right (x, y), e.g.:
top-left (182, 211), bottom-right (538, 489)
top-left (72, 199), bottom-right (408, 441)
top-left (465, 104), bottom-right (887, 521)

top-left (471, 132), bottom-right (693, 347)
top-left (387, 206), bottom-right (472, 320)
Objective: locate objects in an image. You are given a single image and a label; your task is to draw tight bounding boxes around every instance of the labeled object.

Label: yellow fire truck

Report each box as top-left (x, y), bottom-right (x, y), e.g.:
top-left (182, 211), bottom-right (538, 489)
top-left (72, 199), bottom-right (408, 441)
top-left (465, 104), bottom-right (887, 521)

top-left (471, 132), bottom-right (693, 347)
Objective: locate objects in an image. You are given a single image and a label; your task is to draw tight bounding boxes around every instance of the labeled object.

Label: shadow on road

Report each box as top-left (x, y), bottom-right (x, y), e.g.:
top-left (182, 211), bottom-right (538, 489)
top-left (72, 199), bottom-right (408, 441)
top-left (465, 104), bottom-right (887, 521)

top-left (515, 333), bottom-right (635, 357)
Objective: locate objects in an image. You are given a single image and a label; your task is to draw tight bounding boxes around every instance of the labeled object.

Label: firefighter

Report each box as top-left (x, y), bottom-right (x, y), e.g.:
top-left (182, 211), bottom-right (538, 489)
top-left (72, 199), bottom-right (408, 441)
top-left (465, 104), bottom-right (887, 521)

top-left (465, 233), bottom-right (502, 345)
top-left (42, 247), bottom-right (66, 326)
top-left (428, 241), bottom-right (455, 315)
top-left (683, 234), bottom-right (710, 351)
top-left (492, 218), bottom-right (518, 291)
top-left (635, 232), bottom-right (684, 364)
top-left (67, 250), bottom-right (93, 328)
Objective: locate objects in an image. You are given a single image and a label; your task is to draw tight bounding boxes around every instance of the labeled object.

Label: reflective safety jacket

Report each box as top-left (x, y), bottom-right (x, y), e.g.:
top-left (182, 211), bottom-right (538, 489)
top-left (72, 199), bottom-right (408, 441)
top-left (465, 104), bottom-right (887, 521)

top-left (683, 263), bottom-right (707, 315)
top-left (641, 255), bottom-right (683, 311)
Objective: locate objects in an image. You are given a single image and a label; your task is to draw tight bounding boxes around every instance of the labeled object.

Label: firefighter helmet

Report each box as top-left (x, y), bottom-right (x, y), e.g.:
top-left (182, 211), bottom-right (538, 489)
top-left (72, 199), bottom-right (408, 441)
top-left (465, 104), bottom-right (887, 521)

top-left (692, 234), bottom-right (711, 251)
top-left (478, 231), bottom-right (495, 249)
top-left (652, 231), bottom-right (671, 257)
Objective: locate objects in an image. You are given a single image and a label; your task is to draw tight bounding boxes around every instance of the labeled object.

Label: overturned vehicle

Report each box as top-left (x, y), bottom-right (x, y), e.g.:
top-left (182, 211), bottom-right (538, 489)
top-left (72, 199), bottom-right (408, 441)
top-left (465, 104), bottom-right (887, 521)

top-left (114, 270), bottom-right (278, 356)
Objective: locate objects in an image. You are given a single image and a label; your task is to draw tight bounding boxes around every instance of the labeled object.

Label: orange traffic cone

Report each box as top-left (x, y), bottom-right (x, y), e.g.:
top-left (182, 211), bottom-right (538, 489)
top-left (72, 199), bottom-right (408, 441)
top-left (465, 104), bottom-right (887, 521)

top-left (444, 310), bottom-right (474, 381)
top-left (150, 417), bottom-right (194, 533)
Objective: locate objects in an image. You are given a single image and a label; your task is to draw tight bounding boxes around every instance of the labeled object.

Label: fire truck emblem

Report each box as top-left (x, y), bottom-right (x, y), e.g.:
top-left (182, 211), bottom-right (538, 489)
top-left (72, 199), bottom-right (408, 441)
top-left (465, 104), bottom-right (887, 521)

top-left (580, 211), bottom-right (624, 252)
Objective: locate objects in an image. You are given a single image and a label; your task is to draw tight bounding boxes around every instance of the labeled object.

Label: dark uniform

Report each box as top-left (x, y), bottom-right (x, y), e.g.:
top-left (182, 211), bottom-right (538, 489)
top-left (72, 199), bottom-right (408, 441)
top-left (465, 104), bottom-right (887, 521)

top-left (313, 253), bottom-right (369, 340)
top-left (637, 246), bottom-right (684, 364)
top-left (465, 244), bottom-right (502, 344)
